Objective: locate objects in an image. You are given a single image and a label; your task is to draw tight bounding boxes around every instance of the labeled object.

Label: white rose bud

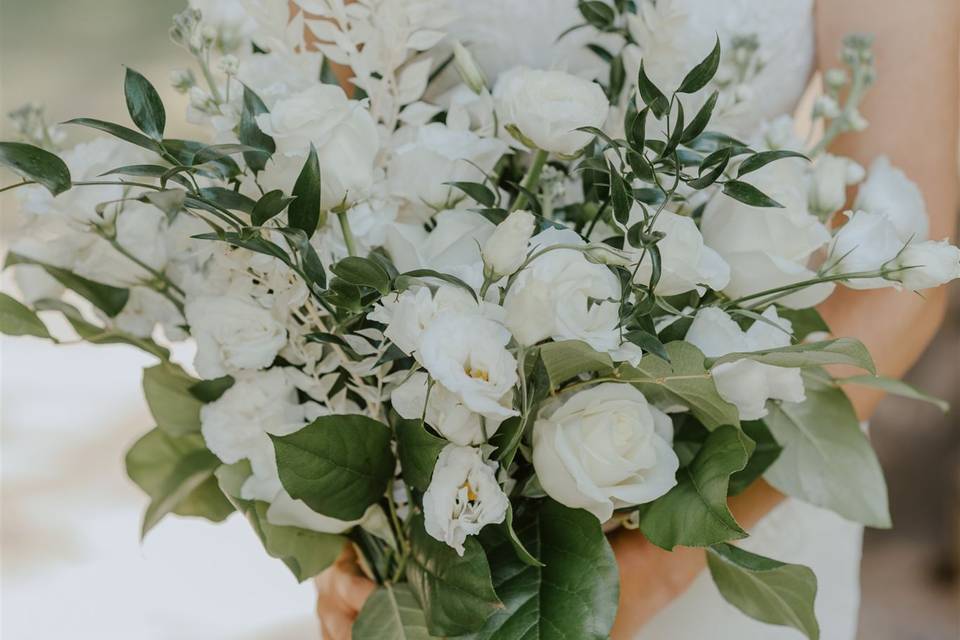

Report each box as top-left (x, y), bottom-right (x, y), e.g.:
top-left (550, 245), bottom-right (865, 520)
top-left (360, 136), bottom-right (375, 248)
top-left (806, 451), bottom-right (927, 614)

top-left (894, 239), bottom-right (960, 290)
top-left (452, 40), bottom-right (487, 94)
top-left (482, 209), bottom-right (535, 278)
top-left (532, 383), bottom-right (679, 522)
top-left (423, 444), bottom-right (509, 555)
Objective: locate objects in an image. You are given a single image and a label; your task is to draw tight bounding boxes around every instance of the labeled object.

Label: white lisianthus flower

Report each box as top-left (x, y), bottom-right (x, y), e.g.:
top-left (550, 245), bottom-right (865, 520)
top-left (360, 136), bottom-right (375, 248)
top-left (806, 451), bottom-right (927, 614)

top-left (685, 306), bottom-right (805, 420)
top-left (482, 209), bottom-right (535, 278)
top-left (532, 383), bottom-right (679, 522)
top-left (418, 312), bottom-right (519, 420)
top-left (369, 285), bottom-right (481, 358)
top-left (256, 84), bottom-right (378, 209)
top-left (807, 154), bottom-right (864, 217)
top-left (855, 156), bottom-right (929, 241)
top-left (826, 210), bottom-right (904, 289)
top-left (185, 294), bottom-right (287, 378)
top-left (12, 264), bottom-right (63, 305)
top-left (391, 372), bottom-right (510, 445)
top-left (625, 208), bottom-right (730, 295)
top-left (387, 123), bottom-right (508, 221)
top-left (422, 444), bottom-right (509, 555)
top-left (894, 240), bottom-right (960, 291)
top-left (493, 67), bottom-right (608, 155)
top-left (504, 228), bottom-right (642, 364)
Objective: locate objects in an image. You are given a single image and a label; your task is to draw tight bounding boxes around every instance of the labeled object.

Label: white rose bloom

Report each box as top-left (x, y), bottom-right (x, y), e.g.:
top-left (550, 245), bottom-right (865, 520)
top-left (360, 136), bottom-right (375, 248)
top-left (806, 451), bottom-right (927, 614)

top-left (826, 210), bottom-right (904, 289)
top-left (256, 84), bottom-right (378, 209)
top-left (482, 210), bottom-right (535, 277)
top-left (894, 240), bottom-right (960, 291)
top-left (532, 383), bottom-right (679, 521)
top-left (807, 154), bottom-right (864, 217)
top-left (504, 228), bottom-right (642, 364)
top-left (422, 444), bottom-right (509, 555)
top-left (625, 208), bottom-right (730, 295)
top-left (388, 123), bottom-right (508, 221)
top-left (493, 67), bottom-right (608, 155)
top-left (418, 312), bottom-right (519, 420)
top-left (185, 294), bottom-right (287, 378)
top-left (392, 372), bottom-right (510, 445)
top-left (685, 306), bottom-right (805, 420)
top-left (855, 156), bottom-right (929, 241)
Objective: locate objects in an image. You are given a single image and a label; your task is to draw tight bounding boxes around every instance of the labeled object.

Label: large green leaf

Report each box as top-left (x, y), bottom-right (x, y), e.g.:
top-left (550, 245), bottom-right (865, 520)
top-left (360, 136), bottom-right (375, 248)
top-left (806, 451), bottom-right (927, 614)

top-left (538, 340), bottom-right (613, 390)
top-left (640, 425), bottom-right (749, 550)
top-left (6, 252), bottom-right (129, 317)
top-left (125, 428), bottom-right (233, 536)
top-left (124, 67), bottom-right (166, 140)
top-left (353, 583), bottom-right (438, 640)
top-left (396, 418), bottom-right (446, 491)
top-left (271, 414), bottom-right (395, 521)
top-left (406, 514), bottom-right (501, 637)
top-left (706, 337), bottom-right (875, 374)
top-left (707, 543), bottom-right (819, 640)
top-left (621, 341), bottom-right (740, 429)
top-left (0, 292), bottom-right (52, 339)
top-left (762, 372), bottom-right (890, 528)
top-left (332, 256), bottom-right (392, 294)
top-left (215, 462), bottom-right (345, 582)
top-left (142, 362), bottom-right (203, 436)
top-left (463, 499), bottom-right (619, 640)
top-left (0, 141), bottom-right (71, 195)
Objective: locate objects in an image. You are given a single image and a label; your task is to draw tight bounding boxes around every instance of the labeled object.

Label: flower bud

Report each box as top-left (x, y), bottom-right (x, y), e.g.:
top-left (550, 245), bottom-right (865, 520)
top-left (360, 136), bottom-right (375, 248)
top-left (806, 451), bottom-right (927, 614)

top-left (481, 209), bottom-right (536, 277)
top-left (812, 95), bottom-right (841, 119)
top-left (218, 54), bottom-right (240, 76)
top-left (170, 68), bottom-right (196, 93)
top-left (894, 240), bottom-right (960, 291)
top-left (452, 40), bottom-right (487, 94)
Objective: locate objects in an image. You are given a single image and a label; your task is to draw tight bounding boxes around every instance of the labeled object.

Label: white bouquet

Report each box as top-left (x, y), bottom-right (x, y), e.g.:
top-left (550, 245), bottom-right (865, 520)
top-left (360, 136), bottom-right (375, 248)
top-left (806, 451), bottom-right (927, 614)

top-left (2, 2), bottom-right (958, 638)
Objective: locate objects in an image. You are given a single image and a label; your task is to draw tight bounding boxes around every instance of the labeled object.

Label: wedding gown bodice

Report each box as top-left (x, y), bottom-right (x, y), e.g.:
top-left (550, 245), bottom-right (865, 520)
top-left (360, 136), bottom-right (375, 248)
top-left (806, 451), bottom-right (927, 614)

top-left (447, 2), bottom-right (864, 639)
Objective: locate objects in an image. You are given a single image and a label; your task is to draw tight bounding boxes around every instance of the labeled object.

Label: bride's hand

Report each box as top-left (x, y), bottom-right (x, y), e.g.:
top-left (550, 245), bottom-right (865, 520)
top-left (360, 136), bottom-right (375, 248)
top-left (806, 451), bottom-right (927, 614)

top-left (314, 545), bottom-right (375, 640)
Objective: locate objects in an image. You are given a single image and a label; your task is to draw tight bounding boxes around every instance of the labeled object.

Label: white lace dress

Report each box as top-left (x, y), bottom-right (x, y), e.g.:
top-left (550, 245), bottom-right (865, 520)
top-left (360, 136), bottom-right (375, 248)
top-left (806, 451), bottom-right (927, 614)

top-left (447, 2), bottom-right (864, 639)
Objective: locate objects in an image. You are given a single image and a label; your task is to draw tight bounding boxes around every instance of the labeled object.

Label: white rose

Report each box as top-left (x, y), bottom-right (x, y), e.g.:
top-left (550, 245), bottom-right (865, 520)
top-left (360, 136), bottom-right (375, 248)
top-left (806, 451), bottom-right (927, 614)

top-left (482, 210), bottom-right (535, 278)
top-left (391, 372), bottom-right (510, 445)
top-left (807, 154), bottom-right (864, 217)
top-left (422, 444), bottom-right (509, 555)
top-left (894, 239), bottom-right (960, 291)
top-left (826, 210), bottom-right (904, 289)
top-left (532, 383), bottom-right (679, 521)
top-left (387, 123), bottom-right (508, 221)
top-left (256, 84), bottom-right (378, 209)
top-left (418, 312), bottom-right (519, 420)
top-left (685, 306), bottom-right (805, 420)
top-left (493, 67), bottom-right (608, 155)
top-left (855, 156), bottom-right (928, 241)
top-left (185, 294), bottom-right (287, 378)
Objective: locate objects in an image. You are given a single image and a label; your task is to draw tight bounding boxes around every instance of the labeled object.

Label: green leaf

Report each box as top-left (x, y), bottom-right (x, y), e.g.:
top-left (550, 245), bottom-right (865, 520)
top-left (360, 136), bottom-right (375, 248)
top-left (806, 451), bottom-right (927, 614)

top-left (192, 143), bottom-right (268, 166)
top-left (63, 117), bottom-right (164, 155)
top-left (578, 1), bottom-right (615, 29)
top-left (332, 256), bottom-right (391, 294)
top-left (775, 307), bottom-right (830, 341)
top-left (677, 37), bottom-right (721, 94)
top-left (125, 428), bottom-right (233, 536)
top-left (142, 362), bottom-right (203, 436)
top-left (462, 500), bottom-right (619, 640)
top-left (538, 340), bottom-right (614, 390)
top-left (216, 461), bottom-right (346, 582)
top-left (33, 298), bottom-right (169, 359)
top-left (251, 189), bottom-right (296, 226)
top-left (501, 503), bottom-right (543, 567)
top-left (0, 141), bottom-right (71, 196)
top-left (238, 85), bottom-right (275, 172)
top-left (354, 583), bottom-right (439, 640)
top-left (728, 420), bottom-right (782, 496)
top-left (271, 414), bottom-right (395, 521)
top-left (680, 91), bottom-right (718, 143)
top-left (640, 425), bottom-right (749, 550)
top-left (706, 337), bottom-right (875, 374)
top-left (273, 227), bottom-right (327, 289)
top-left (722, 180), bottom-right (784, 208)
top-left (447, 181), bottom-right (496, 208)
top-left (197, 187), bottom-right (257, 214)
top-left (406, 513), bottom-right (502, 637)
top-left (189, 375), bottom-right (235, 402)
top-left (737, 150), bottom-right (808, 177)
top-left (762, 371), bottom-right (890, 528)
top-left (396, 418), bottom-right (446, 491)
top-left (621, 341), bottom-right (740, 429)
top-left (5, 253), bottom-right (129, 316)
top-left (610, 168), bottom-right (631, 225)
top-left (707, 544), bottom-right (820, 640)
top-left (397, 269), bottom-right (478, 302)
top-left (637, 62), bottom-right (669, 119)
top-left (839, 374), bottom-right (949, 412)
top-left (142, 188), bottom-right (186, 218)
top-left (623, 329), bottom-right (669, 362)
top-left (287, 144), bottom-right (323, 236)
top-left (0, 292), bottom-right (52, 339)
top-left (124, 67), bottom-right (166, 140)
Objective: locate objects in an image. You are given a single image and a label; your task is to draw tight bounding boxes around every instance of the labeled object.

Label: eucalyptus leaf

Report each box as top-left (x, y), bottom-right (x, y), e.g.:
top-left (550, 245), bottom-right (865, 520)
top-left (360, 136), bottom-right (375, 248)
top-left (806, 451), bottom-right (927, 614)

top-left (124, 67), bottom-right (166, 140)
top-left (0, 292), bottom-right (52, 339)
top-left (0, 141), bottom-right (71, 195)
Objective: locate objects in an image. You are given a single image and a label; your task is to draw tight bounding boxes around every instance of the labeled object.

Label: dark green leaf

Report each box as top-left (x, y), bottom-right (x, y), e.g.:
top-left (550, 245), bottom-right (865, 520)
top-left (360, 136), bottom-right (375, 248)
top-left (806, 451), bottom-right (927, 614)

top-left (396, 418), bottom-right (446, 491)
top-left (737, 150), bottom-right (808, 177)
top-left (610, 168), bottom-right (631, 225)
top-left (0, 292), bottom-right (52, 339)
top-left (680, 91), bottom-right (718, 143)
top-left (447, 181), bottom-right (496, 208)
top-left (189, 375), bottom-right (235, 402)
top-left (238, 85), bottom-right (275, 172)
top-left (578, 1), bottom-right (615, 29)
top-left (677, 37), bottom-right (721, 94)
top-left (332, 256), bottom-right (391, 294)
top-left (0, 141), bottom-right (71, 195)
top-left (775, 306), bottom-right (830, 340)
top-left (637, 62), bottom-right (669, 119)
top-left (354, 583), bottom-right (438, 640)
top-left (63, 118), bottom-right (164, 154)
top-left (124, 67), bottom-right (166, 140)
top-left (623, 329), bottom-right (669, 362)
top-left (251, 189), bottom-right (296, 226)
top-left (197, 187), bottom-right (256, 213)
top-left (397, 269), bottom-right (478, 302)
top-left (627, 107), bottom-right (648, 151)
top-left (5, 252), bottom-right (129, 317)
top-left (287, 144), bottom-right (323, 236)
top-left (722, 180), bottom-right (784, 208)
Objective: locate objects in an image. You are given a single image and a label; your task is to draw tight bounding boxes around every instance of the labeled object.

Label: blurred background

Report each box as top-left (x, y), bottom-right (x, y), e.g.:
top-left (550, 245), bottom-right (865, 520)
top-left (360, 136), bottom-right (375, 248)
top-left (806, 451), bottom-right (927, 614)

top-left (1, 1), bottom-right (958, 638)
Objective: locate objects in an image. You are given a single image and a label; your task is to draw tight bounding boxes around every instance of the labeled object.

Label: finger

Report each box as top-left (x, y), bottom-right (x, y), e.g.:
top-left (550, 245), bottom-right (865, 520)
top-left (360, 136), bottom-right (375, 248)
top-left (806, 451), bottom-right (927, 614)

top-left (333, 569), bottom-right (376, 612)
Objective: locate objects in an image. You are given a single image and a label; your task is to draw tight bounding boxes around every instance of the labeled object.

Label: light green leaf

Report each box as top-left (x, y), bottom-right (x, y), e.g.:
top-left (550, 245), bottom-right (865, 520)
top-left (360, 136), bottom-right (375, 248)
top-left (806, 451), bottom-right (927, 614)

top-left (396, 418), bottom-right (446, 491)
top-left (6, 252), bottom-right (129, 317)
top-left (353, 583), bottom-right (438, 640)
top-left (142, 362), bottom-right (203, 436)
top-left (0, 292), bottom-right (52, 339)
top-left (271, 414), bottom-right (395, 521)
top-left (539, 340), bottom-right (613, 390)
top-left (0, 141), bottom-right (71, 195)
top-left (124, 67), bottom-right (166, 140)
top-left (728, 420), bottom-right (782, 496)
top-left (706, 337), bottom-right (875, 374)
top-left (839, 374), bottom-right (949, 412)
top-left (640, 425), bottom-right (749, 550)
top-left (406, 513), bottom-right (501, 637)
top-left (707, 544), bottom-right (820, 640)
top-left (33, 298), bottom-right (169, 359)
top-left (762, 372), bottom-right (890, 528)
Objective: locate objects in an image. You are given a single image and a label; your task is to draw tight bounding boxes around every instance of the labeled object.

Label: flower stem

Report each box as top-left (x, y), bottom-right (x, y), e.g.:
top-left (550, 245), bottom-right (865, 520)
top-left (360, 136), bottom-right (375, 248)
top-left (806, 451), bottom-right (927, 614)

top-left (336, 209), bottom-right (357, 257)
top-left (510, 149), bottom-right (549, 212)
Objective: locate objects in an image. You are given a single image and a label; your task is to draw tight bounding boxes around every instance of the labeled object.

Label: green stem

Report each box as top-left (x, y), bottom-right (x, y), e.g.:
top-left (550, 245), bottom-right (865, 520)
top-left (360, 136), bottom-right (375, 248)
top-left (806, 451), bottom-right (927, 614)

top-left (721, 267), bottom-right (908, 309)
top-left (199, 50), bottom-right (224, 104)
top-left (337, 209), bottom-right (357, 257)
top-left (103, 236), bottom-right (186, 312)
top-left (510, 149), bottom-right (549, 212)
top-left (809, 63), bottom-right (870, 157)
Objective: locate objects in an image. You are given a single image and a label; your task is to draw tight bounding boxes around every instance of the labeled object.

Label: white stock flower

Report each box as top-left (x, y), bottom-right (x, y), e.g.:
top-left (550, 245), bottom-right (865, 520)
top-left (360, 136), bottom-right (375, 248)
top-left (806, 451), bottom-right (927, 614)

top-left (482, 210), bottom-right (535, 277)
top-left (418, 312), bottom-right (519, 420)
top-left (532, 383), bottom-right (679, 522)
top-left (185, 294), bottom-right (287, 378)
top-left (392, 372), bottom-right (510, 445)
top-left (826, 210), bottom-right (904, 289)
top-left (422, 444), bottom-right (509, 555)
top-left (807, 154), bottom-right (864, 217)
top-left (685, 306), bottom-right (805, 420)
top-left (256, 84), bottom-right (378, 209)
top-left (894, 240), bottom-right (960, 291)
top-left (855, 156), bottom-right (928, 241)
top-left (493, 67), bottom-right (608, 155)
